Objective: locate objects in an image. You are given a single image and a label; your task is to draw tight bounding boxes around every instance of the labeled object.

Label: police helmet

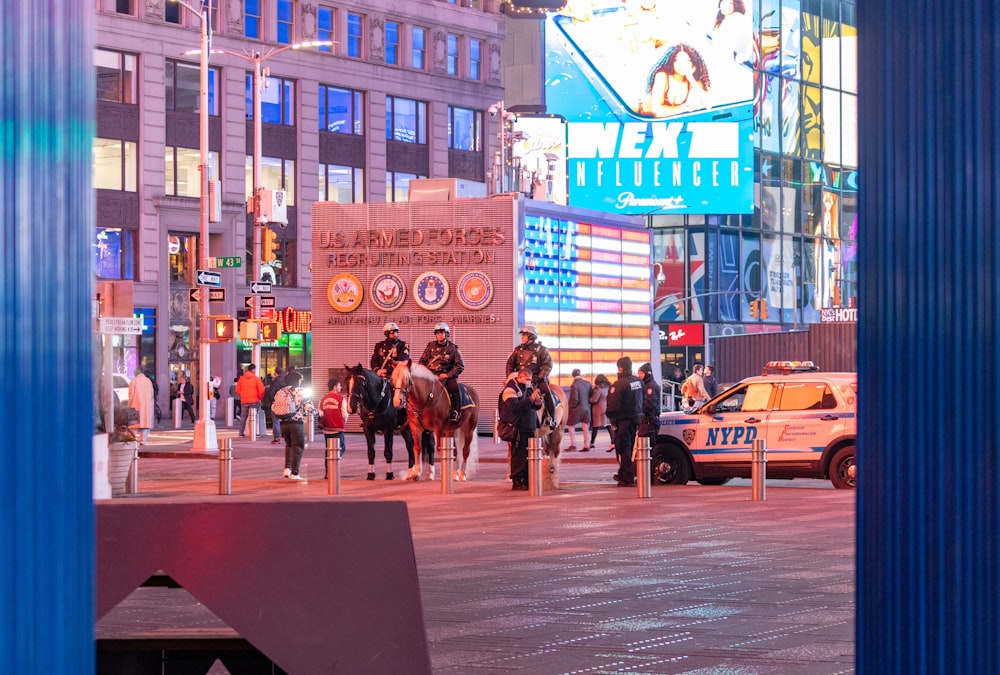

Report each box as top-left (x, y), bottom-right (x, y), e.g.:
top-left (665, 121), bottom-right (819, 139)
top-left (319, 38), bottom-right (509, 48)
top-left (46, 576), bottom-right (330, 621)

top-left (434, 322), bottom-right (450, 337)
top-left (519, 325), bottom-right (539, 340)
top-left (383, 321), bottom-right (400, 336)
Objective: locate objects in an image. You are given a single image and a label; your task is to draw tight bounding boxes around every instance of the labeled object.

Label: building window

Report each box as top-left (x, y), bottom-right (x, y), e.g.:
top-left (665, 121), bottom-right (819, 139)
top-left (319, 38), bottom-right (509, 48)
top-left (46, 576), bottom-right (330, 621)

top-left (347, 13), bottom-right (363, 58)
top-left (412, 27), bottom-right (426, 70)
top-left (469, 39), bottom-right (482, 81)
top-left (115, 0), bottom-right (133, 15)
top-left (165, 1), bottom-right (179, 23)
top-left (448, 106), bottom-right (481, 151)
top-left (165, 147), bottom-right (219, 197)
top-left (319, 164), bottom-right (365, 203)
top-left (385, 21), bottom-right (399, 65)
top-left (277, 0), bottom-right (292, 44)
top-left (318, 85), bottom-right (364, 134)
top-left (245, 0), bottom-right (261, 39)
top-left (387, 172), bottom-right (425, 202)
top-left (447, 34), bottom-right (459, 76)
top-left (95, 49), bottom-right (137, 104)
top-left (94, 228), bottom-right (135, 280)
top-left (93, 138), bottom-right (137, 191)
top-left (166, 60), bottom-right (219, 115)
top-left (246, 74), bottom-right (295, 125)
top-left (317, 6), bottom-right (334, 52)
top-left (386, 96), bottom-right (426, 144)
top-left (245, 157), bottom-right (296, 206)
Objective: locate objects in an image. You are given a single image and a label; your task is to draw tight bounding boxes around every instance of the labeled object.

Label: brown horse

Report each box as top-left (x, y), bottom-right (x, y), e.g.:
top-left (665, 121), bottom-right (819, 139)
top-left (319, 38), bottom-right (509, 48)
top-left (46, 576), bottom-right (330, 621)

top-left (391, 361), bottom-right (479, 480)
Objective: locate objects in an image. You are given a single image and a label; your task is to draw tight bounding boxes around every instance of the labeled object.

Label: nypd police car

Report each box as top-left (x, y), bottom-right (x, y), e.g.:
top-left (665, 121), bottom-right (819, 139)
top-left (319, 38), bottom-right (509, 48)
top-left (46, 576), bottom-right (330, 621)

top-left (653, 362), bottom-right (857, 489)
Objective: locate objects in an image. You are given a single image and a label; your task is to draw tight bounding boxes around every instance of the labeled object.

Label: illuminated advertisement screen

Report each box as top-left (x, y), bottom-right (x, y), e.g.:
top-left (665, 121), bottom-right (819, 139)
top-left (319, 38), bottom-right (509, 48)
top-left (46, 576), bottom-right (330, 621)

top-left (523, 213), bottom-right (652, 386)
top-left (545, 1), bottom-right (755, 214)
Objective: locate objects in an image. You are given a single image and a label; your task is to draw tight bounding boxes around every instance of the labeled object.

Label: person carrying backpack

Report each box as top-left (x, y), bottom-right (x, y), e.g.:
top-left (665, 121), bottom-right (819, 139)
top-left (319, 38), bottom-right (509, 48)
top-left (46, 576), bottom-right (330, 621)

top-left (272, 370), bottom-right (313, 480)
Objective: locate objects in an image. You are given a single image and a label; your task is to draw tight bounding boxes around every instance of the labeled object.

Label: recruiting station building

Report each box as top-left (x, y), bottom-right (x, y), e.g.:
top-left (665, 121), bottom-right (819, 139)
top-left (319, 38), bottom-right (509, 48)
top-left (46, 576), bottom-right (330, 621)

top-left (311, 193), bottom-right (655, 433)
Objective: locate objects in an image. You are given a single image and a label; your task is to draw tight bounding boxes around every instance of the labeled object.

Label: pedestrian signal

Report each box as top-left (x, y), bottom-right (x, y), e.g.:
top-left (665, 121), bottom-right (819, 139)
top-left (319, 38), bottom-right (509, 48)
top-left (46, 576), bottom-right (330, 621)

top-left (261, 321), bottom-right (282, 342)
top-left (239, 320), bottom-right (261, 341)
top-left (749, 299), bottom-right (758, 318)
top-left (209, 316), bottom-right (236, 342)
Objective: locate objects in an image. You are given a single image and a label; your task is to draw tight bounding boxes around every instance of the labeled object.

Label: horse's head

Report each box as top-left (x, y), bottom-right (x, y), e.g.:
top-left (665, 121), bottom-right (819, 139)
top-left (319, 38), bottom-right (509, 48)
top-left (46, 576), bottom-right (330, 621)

top-left (390, 360), bottom-right (412, 409)
top-left (344, 363), bottom-right (367, 415)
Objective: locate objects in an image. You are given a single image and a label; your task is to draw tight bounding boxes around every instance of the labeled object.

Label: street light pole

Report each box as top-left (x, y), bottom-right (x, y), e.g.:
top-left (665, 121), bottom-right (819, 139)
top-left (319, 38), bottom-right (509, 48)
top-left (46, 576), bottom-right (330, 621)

top-left (209, 42), bottom-right (331, 370)
top-left (172, 0), bottom-right (216, 451)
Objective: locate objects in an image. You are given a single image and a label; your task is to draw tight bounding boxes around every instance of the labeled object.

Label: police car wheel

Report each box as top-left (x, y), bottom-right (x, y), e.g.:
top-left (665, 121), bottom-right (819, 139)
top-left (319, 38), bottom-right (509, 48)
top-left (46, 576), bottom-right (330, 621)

top-left (829, 445), bottom-right (857, 489)
top-left (653, 445), bottom-right (691, 485)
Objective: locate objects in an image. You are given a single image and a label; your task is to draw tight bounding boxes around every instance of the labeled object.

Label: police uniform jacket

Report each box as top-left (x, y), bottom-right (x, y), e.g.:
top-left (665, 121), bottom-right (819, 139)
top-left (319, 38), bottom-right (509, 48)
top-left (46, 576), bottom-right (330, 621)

top-left (606, 374), bottom-right (644, 424)
top-left (505, 341), bottom-right (553, 381)
top-left (641, 373), bottom-right (661, 424)
top-left (419, 339), bottom-right (464, 379)
top-left (371, 338), bottom-right (410, 372)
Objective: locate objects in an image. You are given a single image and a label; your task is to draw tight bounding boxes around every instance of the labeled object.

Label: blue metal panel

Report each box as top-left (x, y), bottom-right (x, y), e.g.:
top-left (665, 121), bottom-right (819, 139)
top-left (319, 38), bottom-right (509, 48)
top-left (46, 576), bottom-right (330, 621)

top-left (0, 2), bottom-right (95, 672)
top-left (858, 1), bottom-right (1000, 673)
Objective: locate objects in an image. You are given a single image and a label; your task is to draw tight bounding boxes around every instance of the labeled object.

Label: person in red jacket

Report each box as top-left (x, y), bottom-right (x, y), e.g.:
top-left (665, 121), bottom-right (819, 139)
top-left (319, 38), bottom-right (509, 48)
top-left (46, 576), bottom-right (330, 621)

top-left (319, 377), bottom-right (349, 479)
top-left (235, 364), bottom-right (266, 437)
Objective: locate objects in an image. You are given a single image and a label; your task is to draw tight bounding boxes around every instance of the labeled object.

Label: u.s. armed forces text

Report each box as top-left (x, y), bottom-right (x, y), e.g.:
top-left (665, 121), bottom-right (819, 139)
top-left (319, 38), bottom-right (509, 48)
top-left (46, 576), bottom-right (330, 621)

top-left (318, 227), bottom-right (505, 268)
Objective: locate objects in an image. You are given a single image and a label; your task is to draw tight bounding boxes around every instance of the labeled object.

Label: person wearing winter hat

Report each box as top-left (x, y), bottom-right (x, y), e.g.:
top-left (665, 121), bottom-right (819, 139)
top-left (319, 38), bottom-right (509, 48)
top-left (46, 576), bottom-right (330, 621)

top-left (606, 356), bottom-right (644, 486)
top-left (637, 363), bottom-right (661, 442)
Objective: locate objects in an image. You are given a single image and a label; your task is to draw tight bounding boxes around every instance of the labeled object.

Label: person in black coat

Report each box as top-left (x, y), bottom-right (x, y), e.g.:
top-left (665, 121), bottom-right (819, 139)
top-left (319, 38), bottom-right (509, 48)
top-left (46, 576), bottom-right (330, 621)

top-left (637, 362), bottom-right (661, 442)
top-left (606, 356), bottom-right (644, 486)
top-left (500, 368), bottom-right (542, 490)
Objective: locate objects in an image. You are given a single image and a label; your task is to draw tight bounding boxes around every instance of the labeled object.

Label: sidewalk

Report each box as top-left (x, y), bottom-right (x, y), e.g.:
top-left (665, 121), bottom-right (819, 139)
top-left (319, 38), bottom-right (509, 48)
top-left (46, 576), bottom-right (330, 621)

top-left (103, 426), bottom-right (856, 674)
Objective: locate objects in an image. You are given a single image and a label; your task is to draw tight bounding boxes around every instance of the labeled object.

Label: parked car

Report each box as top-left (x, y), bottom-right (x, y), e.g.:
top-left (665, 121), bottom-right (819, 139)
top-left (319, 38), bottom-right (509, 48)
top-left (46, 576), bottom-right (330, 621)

top-left (652, 361), bottom-right (858, 489)
top-left (113, 373), bottom-right (130, 407)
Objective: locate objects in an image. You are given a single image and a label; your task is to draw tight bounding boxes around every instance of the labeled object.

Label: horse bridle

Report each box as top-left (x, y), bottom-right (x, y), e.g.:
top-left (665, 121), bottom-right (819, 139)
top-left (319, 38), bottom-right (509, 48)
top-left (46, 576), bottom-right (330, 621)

top-left (395, 372), bottom-right (444, 417)
top-left (349, 372), bottom-right (391, 418)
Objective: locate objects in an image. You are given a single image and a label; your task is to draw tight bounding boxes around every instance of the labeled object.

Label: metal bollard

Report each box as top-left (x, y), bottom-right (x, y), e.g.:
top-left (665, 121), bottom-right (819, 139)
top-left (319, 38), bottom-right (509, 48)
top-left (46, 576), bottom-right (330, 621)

top-left (327, 436), bottom-right (342, 495)
top-left (250, 407), bottom-right (258, 442)
top-left (305, 411), bottom-right (315, 443)
top-left (751, 438), bottom-right (767, 501)
top-left (527, 436), bottom-right (543, 496)
top-left (219, 438), bottom-right (233, 495)
top-left (126, 444), bottom-right (140, 494)
top-left (226, 398), bottom-right (235, 427)
top-left (438, 434), bottom-right (456, 495)
top-left (173, 398), bottom-right (182, 429)
top-left (634, 435), bottom-right (652, 499)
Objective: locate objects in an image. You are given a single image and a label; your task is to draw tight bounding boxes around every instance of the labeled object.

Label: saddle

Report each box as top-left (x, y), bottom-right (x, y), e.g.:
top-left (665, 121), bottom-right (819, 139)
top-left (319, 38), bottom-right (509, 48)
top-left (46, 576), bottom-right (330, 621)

top-left (456, 384), bottom-right (476, 409)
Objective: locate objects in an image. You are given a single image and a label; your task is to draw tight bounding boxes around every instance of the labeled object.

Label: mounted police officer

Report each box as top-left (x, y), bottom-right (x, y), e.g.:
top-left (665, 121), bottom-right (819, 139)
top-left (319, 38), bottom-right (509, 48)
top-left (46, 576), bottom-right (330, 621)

top-left (419, 322), bottom-right (465, 423)
top-left (505, 325), bottom-right (556, 428)
top-left (606, 356), bottom-right (644, 487)
top-left (371, 321), bottom-right (410, 378)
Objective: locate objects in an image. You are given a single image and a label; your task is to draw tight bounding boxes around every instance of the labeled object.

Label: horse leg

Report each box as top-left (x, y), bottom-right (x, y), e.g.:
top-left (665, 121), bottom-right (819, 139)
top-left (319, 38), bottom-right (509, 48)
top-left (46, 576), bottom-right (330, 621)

top-left (408, 419), bottom-right (424, 479)
top-left (365, 427), bottom-right (377, 480)
top-left (384, 425), bottom-right (395, 480)
top-left (401, 424), bottom-right (418, 480)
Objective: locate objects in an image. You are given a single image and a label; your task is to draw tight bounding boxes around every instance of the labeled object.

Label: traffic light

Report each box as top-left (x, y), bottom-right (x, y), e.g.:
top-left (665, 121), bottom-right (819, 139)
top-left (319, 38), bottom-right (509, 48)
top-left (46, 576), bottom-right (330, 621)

top-left (208, 316), bottom-right (236, 342)
top-left (758, 299), bottom-right (769, 319)
top-left (749, 299), bottom-right (758, 318)
top-left (262, 227), bottom-right (279, 265)
top-left (260, 321), bottom-right (282, 342)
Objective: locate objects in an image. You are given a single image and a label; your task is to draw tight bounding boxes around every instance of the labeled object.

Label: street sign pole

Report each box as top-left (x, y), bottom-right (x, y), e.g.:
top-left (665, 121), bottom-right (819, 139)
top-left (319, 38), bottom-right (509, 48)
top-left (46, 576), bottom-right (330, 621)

top-left (193, 5), bottom-right (217, 452)
top-left (252, 56), bottom-right (263, 373)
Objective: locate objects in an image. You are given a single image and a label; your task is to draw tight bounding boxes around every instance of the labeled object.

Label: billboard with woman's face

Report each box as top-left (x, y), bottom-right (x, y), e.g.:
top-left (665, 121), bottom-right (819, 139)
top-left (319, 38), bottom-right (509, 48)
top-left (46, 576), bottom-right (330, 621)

top-left (546, 0), bottom-right (757, 215)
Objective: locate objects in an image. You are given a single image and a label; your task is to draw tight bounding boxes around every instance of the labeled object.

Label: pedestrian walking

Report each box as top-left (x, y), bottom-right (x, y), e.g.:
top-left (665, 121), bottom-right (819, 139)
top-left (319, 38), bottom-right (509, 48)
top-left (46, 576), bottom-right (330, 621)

top-left (589, 374), bottom-right (615, 451)
top-left (235, 364), bottom-right (265, 437)
top-left (565, 369), bottom-right (592, 451)
top-left (127, 366), bottom-right (155, 444)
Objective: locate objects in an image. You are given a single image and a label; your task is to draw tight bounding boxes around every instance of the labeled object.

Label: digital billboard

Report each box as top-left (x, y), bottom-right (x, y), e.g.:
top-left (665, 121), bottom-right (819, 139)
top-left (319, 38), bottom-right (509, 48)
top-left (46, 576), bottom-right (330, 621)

top-left (522, 212), bottom-right (653, 385)
top-left (545, 1), bottom-right (756, 215)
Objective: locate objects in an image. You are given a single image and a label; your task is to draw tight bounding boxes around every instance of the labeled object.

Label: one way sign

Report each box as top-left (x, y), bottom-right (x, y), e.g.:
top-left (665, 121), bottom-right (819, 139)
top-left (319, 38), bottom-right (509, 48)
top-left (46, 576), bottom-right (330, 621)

top-left (196, 269), bottom-right (222, 287)
top-left (250, 281), bottom-right (272, 294)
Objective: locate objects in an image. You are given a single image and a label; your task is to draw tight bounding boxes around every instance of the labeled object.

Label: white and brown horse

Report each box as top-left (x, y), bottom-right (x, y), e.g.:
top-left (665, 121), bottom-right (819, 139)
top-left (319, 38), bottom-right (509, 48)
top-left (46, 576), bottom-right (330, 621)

top-left (391, 361), bottom-right (479, 480)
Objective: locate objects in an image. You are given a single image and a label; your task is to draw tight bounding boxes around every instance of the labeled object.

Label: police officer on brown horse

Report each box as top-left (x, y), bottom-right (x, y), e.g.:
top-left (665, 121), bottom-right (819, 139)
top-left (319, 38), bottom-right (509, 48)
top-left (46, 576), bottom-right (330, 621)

top-left (419, 322), bottom-right (465, 423)
top-left (505, 325), bottom-right (556, 428)
top-left (372, 321), bottom-right (409, 377)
